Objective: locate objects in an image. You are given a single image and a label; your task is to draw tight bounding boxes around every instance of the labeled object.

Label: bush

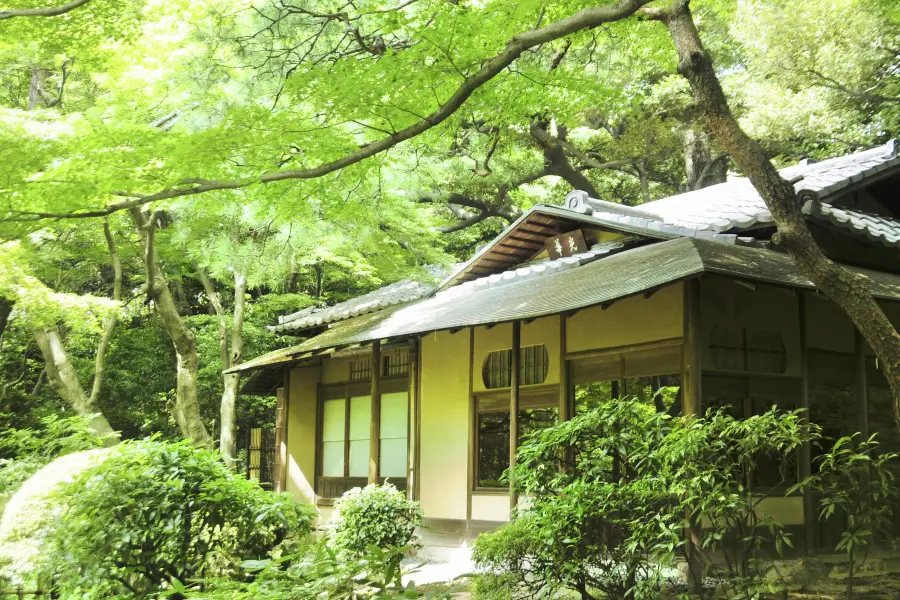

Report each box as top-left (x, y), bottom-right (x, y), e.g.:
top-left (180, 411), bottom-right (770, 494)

top-left (183, 540), bottom-right (451, 600)
top-left (474, 400), bottom-right (820, 600)
top-left (329, 483), bottom-right (422, 585)
top-left (43, 438), bottom-right (316, 598)
top-left (0, 414), bottom-right (109, 499)
top-left (474, 400), bottom-right (675, 600)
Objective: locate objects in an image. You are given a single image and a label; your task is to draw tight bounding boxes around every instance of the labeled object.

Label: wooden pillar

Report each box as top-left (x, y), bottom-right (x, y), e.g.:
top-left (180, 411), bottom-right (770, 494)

top-left (413, 339), bottom-right (423, 501)
top-left (855, 329), bottom-right (869, 439)
top-left (798, 293), bottom-right (816, 555)
top-left (509, 321), bottom-right (521, 511)
top-left (682, 278), bottom-right (703, 591)
top-left (368, 340), bottom-right (382, 485)
top-left (683, 278), bottom-right (702, 417)
top-left (559, 314), bottom-right (572, 422)
top-left (407, 339), bottom-right (418, 500)
top-left (275, 368), bottom-right (290, 493)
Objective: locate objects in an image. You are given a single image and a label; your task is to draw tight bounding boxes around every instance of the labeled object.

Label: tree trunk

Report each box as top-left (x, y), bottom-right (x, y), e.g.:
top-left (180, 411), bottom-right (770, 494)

top-left (27, 68), bottom-right (46, 110)
top-left (530, 120), bottom-right (601, 197)
top-left (197, 265), bottom-right (229, 370)
top-left (220, 265), bottom-right (248, 467)
top-left (0, 297), bottom-right (11, 342)
top-left (130, 208), bottom-right (212, 447)
top-left (682, 126), bottom-right (727, 190)
top-left (33, 326), bottom-right (116, 437)
top-left (89, 222), bottom-right (121, 405)
top-left (652, 0), bottom-right (900, 429)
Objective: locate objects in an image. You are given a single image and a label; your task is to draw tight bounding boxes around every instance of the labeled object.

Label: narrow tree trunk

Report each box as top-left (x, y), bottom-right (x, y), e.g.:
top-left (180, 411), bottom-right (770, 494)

top-left (130, 208), bottom-right (212, 447)
top-left (197, 265), bottom-right (229, 370)
top-left (220, 265), bottom-right (248, 467)
top-left (651, 0), bottom-right (900, 429)
top-left (0, 297), bottom-right (11, 342)
top-left (89, 222), bottom-right (121, 405)
top-left (27, 68), bottom-right (46, 110)
top-left (33, 326), bottom-right (116, 437)
top-left (683, 126), bottom-right (727, 190)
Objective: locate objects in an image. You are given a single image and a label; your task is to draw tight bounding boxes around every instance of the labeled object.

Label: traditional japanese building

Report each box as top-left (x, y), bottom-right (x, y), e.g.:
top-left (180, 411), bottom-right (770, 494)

top-left (230, 141), bottom-right (900, 555)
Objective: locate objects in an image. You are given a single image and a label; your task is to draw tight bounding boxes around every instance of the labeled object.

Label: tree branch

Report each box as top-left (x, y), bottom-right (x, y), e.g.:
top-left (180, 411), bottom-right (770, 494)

top-left (0, 0), bottom-right (91, 20)
top-left (649, 0), bottom-right (900, 430)
top-left (88, 220), bottom-right (121, 405)
top-left (808, 69), bottom-right (900, 104)
top-left (4, 0), bottom-right (654, 222)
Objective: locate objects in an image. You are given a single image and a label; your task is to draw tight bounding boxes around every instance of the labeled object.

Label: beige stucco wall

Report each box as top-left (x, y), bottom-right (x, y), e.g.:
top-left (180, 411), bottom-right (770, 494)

top-left (566, 283), bottom-right (684, 354)
top-left (419, 329), bottom-right (471, 520)
top-left (471, 494), bottom-right (510, 522)
top-left (755, 496), bottom-right (804, 526)
top-left (285, 364), bottom-right (320, 504)
top-left (470, 316), bottom-right (561, 393)
top-left (321, 356), bottom-right (352, 384)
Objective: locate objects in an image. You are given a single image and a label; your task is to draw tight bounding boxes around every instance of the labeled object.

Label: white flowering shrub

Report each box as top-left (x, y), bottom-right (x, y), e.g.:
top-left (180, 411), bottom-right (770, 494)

top-left (329, 483), bottom-right (422, 560)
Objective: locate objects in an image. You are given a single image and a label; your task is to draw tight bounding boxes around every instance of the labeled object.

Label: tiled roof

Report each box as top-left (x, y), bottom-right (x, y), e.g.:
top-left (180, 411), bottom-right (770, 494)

top-left (436, 239), bottom-right (631, 299)
top-left (566, 140), bottom-right (900, 239)
top-left (267, 141), bottom-right (899, 336)
top-left (804, 201), bottom-right (900, 249)
top-left (269, 278), bottom-right (440, 334)
top-left (229, 237), bottom-right (900, 373)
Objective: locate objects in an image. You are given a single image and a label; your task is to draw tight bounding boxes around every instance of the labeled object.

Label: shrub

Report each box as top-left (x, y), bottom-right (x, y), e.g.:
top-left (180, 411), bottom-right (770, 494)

top-left (474, 400), bottom-right (676, 600)
top-left (329, 483), bottom-right (422, 585)
top-left (183, 540), bottom-right (451, 600)
top-left (43, 438), bottom-right (316, 598)
top-left (804, 434), bottom-right (900, 599)
top-left (0, 414), bottom-right (110, 499)
top-left (474, 400), bottom-right (821, 600)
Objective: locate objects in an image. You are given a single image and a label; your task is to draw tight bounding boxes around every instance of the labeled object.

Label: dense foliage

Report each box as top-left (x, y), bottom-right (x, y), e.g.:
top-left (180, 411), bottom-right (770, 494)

top-left (0, 414), bottom-right (108, 500)
top-left (329, 483), bottom-right (423, 584)
top-left (473, 400), bottom-right (899, 600)
top-left (43, 439), bottom-right (316, 598)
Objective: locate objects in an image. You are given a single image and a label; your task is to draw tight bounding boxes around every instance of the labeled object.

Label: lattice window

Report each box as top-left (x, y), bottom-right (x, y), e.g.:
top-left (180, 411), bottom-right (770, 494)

top-left (482, 345), bottom-right (549, 389)
top-left (709, 326), bottom-right (786, 374)
top-left (350, 358), bottom-right (372, 381)
top-left (382, 351), bottom-right (409, 377)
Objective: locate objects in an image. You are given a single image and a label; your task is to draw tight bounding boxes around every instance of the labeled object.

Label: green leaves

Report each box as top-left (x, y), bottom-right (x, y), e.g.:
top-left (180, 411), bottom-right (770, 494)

top-left (43, 438), bottom-right (317, 598)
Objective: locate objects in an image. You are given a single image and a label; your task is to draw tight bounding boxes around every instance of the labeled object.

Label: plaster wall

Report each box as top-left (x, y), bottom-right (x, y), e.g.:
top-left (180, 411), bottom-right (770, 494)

top-left (471, 494), bottom-right (511, 522)
top-left (565, 283), bottom-right (684, 353)
top-left (285, 364), bottom-right (320, 504)
top-left (419, 329), bottom-right (471, 520)
top-left (471, 316), bottom-right (561, 393)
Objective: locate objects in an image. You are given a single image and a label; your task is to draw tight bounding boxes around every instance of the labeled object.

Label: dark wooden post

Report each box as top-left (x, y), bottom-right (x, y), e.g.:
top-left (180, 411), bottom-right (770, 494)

top-left (855, 330), bottom-right (869, 439)
top-left (273, 381), bottom-right (287, 493)
top-left (509, 321), bottom-right (521, 511)
top-left (407, 339), bottom-right (418, 500)
top-left (369, 340), bottom-right (382, 485)
top-left (683, 279), bottom-right (702, 416)
top-left (682, 278), bottom-right (703, 591)
top-left (559, 314), bottom-right (571, 422)
top-left (798, 293), bottom-right (816, 554)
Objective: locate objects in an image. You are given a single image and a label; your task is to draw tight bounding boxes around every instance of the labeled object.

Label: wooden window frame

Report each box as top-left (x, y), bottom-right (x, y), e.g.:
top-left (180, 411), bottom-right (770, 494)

top-left (472, 383), bottom-right (559, 493)
top-left (315, 378), bottom-right (409, 501)
top-left (482, 345), bottom-right (550, 389)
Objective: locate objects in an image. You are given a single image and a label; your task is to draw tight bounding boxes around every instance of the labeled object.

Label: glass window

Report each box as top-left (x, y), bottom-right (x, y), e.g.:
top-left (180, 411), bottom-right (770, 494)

top-left (709, 326), bottom-right (787, 374)
top-left (320, 390), bottom-right (408, 483)
top-left (571, 346), bottom-right (683, 416)
top-left (475, 392), bottom-right (559, 488)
